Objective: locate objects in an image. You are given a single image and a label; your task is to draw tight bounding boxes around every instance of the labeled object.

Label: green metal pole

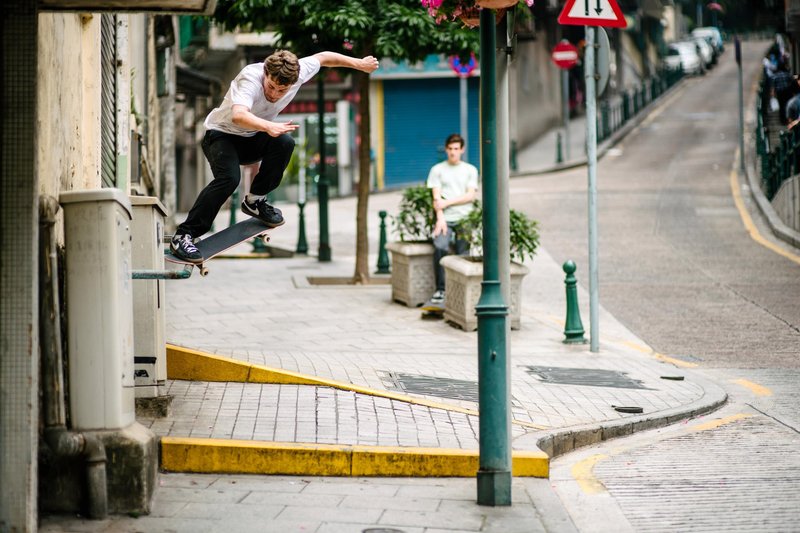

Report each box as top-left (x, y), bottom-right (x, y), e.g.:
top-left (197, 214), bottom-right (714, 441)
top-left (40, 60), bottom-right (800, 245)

top-left (375, 210), bottom-right (390, 274)
top-left (476, 7), bottom-right (511, 507)
top-left (229, 188), bottom-right (239, 227)
top-left (562, 261), bottom-right (587, 344)
top-left (317, 77), bottom-right (331, 262)
top-left (296, 201), bottom-right (308, 254)
top-left (736, 37), bottom-right (745, 173)
top-left (556, 132), bottom-right (563, 164)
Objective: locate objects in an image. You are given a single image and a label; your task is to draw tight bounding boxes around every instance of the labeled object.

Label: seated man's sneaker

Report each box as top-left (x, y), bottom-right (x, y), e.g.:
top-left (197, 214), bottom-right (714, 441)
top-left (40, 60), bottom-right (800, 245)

top-left (241, 197), bottom-right (285, 227)
top-left (430, 289), bottom-right (445, 305)
top-left (170, 234), bottom-right (203, 263)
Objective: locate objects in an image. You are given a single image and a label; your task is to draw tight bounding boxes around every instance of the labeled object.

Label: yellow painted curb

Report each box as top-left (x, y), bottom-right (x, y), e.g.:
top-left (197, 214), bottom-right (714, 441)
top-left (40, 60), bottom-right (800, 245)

top-left (166, 344), bottom-right (549, 430)
top-left (160, 437), bottom-right (549, 478)
top-left (161, 437), bottom-right (352, 476)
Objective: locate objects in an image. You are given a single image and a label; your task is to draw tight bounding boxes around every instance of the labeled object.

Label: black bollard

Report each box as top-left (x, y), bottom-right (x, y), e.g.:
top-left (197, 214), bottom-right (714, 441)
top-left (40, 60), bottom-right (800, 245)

top-left (563, 260), bottom-right (587, 344)
top-left (375, 210), bottom-right (390, 274)
top-left (296, 201), bottom-right (308, 254)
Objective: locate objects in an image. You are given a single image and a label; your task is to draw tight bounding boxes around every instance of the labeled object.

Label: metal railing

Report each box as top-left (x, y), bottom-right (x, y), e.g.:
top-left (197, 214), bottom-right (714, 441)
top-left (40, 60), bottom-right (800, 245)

top-left (596, 67), bottom-right (684, 144)
top-left (755, 74), bottom-right (800, 199)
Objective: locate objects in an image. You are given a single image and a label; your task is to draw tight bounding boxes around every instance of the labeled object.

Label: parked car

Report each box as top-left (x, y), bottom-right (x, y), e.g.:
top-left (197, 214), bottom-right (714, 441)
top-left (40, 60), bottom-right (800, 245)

top-left (692, 37), bottom-right (715, 68)
top-left (665, 42), bottom-right (703, 75)
top-left (692, 26), bottom-right (724, 55)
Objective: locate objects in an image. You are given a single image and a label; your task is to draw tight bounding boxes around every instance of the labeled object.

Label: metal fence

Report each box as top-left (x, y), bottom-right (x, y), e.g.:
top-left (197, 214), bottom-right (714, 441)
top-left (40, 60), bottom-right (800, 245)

top-left (755, 74), bottom-right (800, 199)
top-left (596, 67), bottom-right (685, 144)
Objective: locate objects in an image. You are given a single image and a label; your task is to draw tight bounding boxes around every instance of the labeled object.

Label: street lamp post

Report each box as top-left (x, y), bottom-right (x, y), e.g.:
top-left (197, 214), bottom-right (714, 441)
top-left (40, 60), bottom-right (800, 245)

top-left (317, 77), bottom-right (331, 262)
top-left (476, 6), bottom-right (511, 507)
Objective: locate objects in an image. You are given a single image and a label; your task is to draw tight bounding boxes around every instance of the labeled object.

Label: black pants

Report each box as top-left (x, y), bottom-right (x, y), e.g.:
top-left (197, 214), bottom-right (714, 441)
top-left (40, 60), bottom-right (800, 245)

top-left (177, 130), bottom-right (295, 238)
top-left (433, 222), bottom-right (469, 291)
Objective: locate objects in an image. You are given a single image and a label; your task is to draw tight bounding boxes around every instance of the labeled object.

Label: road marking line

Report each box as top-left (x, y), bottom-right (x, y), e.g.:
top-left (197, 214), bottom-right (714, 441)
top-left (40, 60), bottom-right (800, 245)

top-left (729, 164), bottom-right (800, 266)
top-left (732, 378), bottom-right (773, 397)
top-left (571, 454), bottom-right (609, 494)
top-left (654, 353), bottom-right (699, 368)
top-left (691, 413), bottom-right (752, 432)
top-left (620, 341), bottom-right (699, 368)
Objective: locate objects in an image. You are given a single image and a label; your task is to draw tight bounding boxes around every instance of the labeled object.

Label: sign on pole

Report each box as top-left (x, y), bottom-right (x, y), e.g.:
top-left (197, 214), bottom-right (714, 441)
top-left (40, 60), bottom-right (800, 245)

top-left (551, 41), bottom-right (579, 70)
top-left (556, 2), bottom-right (624, 352)
top-left (558, 0), bottom-right (626, 28)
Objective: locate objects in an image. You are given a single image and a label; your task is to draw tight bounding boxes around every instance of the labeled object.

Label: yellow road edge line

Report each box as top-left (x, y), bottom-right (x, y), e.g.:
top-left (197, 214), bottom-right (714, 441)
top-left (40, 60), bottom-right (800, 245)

top-left (731, 378), bottom-right (773, 397)
top-left (166, 345), bottom-right (549, 431)
top-left (691, 412), bottom-right (753, 432)
top-left (653, 352), bottom-right (699, 368)
top-left (160, 437), bottom-right (549, 478)
top-left (730, 164), bottom-right (800, 266)
top-left (619, 341), bottom-right (699, 368)
top-left (571, 454), bottom-right (609, 495)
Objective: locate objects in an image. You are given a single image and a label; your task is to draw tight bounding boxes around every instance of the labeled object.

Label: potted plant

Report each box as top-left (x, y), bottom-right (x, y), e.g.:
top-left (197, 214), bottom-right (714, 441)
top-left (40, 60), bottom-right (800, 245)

top-left (439, 203), bottom-right (539, 330)
top-left (385, 185), bottom-right (437, 307)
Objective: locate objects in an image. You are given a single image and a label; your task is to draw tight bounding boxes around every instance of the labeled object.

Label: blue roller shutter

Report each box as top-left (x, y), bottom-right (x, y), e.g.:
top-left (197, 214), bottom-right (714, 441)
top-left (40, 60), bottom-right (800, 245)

top-left (383, 77), bottom-right (479, 189)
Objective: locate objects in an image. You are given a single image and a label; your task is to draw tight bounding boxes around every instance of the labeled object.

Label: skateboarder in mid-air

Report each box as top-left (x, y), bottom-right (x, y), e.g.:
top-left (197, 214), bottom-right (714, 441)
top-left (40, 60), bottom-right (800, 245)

top-left (170, 49), bottom-right (380, 263)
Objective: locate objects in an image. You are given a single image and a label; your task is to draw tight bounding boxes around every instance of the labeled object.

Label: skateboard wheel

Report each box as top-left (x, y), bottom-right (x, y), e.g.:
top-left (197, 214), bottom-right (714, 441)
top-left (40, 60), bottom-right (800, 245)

top-left (262, 235), bottom-right (270, 244)
top-left (200, 267), bottom-right (209, 277)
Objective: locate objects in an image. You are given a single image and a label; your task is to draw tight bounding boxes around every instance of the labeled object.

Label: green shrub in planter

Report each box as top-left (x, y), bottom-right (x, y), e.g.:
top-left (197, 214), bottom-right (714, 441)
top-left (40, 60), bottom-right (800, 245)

top-left (391, 185), bottom-right (434, 242)
top-left (459, 202), bottom-right (540, 263)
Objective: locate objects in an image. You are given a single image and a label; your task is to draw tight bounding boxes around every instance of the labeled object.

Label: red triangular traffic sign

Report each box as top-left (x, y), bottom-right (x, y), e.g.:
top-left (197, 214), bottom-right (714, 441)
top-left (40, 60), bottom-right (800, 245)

top-left (558, 0), bottom-right (627, 28)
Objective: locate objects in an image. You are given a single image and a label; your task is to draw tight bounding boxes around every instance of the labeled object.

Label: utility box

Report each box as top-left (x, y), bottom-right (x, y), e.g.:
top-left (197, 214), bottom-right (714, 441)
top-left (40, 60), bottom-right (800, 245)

top-left (60, 189), bottom-right (135, 430)
top-left (130, 196), bottom-right (168, 399)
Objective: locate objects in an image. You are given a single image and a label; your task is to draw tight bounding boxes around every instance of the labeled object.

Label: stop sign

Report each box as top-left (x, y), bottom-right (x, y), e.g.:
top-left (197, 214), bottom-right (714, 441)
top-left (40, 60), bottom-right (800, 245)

top-left (551, 41), bottom-right (579, 70)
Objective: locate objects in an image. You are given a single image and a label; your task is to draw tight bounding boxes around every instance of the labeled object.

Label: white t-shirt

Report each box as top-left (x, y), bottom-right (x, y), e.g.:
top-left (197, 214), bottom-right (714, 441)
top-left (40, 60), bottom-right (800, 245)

top-left (426, 160), bottom-right (479, 223)
top-left (204, 56), bottom-right (321, 136)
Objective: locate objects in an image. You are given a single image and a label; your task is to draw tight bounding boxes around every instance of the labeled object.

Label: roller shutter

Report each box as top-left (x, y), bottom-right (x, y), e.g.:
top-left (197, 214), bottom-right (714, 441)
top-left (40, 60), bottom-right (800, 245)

top-left (383, 77), bottom-right (479, 189)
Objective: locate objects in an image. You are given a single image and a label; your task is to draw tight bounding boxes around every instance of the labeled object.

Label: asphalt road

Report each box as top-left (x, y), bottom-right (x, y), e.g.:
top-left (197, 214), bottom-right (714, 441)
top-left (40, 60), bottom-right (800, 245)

top-left (513, 40), bottom-right (800, 369)
top-left (513, 40), bottom-right (800, 532)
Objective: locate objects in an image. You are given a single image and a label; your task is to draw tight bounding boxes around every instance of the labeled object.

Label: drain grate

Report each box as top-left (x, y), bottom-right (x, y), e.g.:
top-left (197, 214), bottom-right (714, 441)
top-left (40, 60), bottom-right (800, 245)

top-left (522, 366), bottom-right (653, 390)
top-left (378, 371), bottom-right (480, 402)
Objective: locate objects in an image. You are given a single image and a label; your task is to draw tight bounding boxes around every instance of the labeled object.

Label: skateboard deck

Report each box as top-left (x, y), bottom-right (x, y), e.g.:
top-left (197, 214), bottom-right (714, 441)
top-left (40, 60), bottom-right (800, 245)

top-left (165, 217), bottom-right (271, 276)
top-left (420, 299), bottom-right (445, 318)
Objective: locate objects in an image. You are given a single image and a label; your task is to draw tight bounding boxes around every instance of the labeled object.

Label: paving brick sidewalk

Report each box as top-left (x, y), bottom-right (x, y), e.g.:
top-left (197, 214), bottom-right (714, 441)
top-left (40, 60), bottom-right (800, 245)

top-left (150, 188), bottom-right (718, 448)
top-left (42, 110), bottom-right (727, 532)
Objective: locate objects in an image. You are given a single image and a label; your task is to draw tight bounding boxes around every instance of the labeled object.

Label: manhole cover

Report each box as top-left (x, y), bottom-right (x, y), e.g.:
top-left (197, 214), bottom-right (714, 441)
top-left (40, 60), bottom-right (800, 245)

top-left (522, 366), bottom-right (653, 390)
top-left (379, 371), bottom-right (480, 402)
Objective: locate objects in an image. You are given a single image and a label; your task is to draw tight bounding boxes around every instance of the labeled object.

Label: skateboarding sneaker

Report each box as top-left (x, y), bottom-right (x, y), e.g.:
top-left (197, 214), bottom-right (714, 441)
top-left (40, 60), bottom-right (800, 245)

top-left (170, 234), bottom-right (203, 263)
top-left (430, 290), bottom-right (445, 305)
top-left (241, 197), bottom-right (284, 227)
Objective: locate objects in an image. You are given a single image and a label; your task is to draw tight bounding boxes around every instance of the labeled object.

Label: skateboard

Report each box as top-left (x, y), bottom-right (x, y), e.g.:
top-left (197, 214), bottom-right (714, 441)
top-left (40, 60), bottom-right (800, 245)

top-left (420, 299), bottom-right (445, 318)
top-left (165, 217), bottom-right (271, 277)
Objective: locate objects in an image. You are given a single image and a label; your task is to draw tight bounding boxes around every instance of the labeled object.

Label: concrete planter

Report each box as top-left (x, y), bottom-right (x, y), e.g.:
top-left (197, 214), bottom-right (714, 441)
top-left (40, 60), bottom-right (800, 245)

top-left (385, 241), bottom-right (435, 307)
top-left (440, 255), bottom-right (530, 331)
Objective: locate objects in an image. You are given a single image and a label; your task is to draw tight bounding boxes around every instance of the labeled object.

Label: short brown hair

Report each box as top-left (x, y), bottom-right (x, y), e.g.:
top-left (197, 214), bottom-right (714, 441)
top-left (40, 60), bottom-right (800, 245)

top-left (264, 50), bottom-right (300, 86)
top-left (445, 133), bottom-right (465, 148)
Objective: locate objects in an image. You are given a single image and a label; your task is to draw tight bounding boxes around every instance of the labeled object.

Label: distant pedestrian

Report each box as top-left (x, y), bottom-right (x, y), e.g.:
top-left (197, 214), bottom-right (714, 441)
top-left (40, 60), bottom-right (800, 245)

top-left (170, 49), bottom-right (380, 263)
top-left (426, 133), bottom-right (479, 307)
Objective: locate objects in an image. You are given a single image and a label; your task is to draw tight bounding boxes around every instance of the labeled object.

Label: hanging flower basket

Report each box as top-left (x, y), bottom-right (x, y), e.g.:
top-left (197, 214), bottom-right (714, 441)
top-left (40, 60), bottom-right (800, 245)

top-left (476, 0), bottom-right (517, 9)
top-left (457, 5), bottom-right (510, 27)
top-left (458, 6), bottom-right (481, 27)
top-left (422, 0), bottom-right (534, 26)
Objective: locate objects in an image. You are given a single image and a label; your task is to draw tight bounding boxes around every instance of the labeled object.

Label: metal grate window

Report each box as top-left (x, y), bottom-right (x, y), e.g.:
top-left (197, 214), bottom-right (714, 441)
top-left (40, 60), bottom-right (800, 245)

top-left (100, 14), bottom-right (117, 188)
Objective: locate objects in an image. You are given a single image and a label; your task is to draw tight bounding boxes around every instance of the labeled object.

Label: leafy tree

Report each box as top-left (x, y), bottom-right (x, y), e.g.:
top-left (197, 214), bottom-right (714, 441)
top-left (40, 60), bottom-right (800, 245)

top-left (211, 0), bottom-right (479, 283)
